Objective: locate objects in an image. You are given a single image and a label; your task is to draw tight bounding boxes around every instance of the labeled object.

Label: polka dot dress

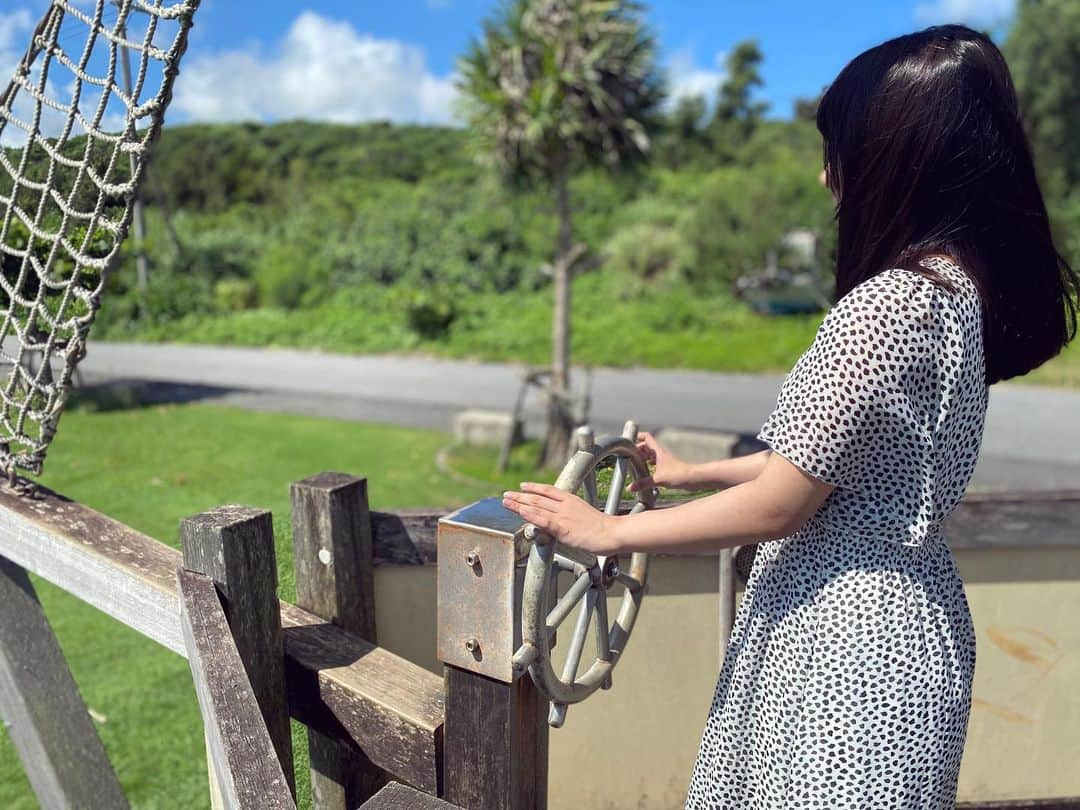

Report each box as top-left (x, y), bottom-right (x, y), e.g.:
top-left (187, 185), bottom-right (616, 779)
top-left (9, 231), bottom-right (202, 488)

top-left (685, 256), bottom-right (987, 809)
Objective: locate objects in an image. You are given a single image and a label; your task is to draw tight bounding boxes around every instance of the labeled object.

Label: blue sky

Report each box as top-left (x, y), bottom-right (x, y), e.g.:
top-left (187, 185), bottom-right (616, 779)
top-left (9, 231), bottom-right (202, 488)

top-left (1, 0), bottom-right (1017, 129)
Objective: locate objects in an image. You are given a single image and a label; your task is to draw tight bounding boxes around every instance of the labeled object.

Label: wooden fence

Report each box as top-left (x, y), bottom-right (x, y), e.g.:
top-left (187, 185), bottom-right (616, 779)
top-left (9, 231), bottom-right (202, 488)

top-left (0, 471), bottom-right (531, 809)
top-left (2, 469), bottom-right (1080, 809)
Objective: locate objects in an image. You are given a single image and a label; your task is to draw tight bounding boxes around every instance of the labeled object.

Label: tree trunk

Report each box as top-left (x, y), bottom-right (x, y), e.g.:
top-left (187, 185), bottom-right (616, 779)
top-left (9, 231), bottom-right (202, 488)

top-left (540, 167), bottom-right (576, 470)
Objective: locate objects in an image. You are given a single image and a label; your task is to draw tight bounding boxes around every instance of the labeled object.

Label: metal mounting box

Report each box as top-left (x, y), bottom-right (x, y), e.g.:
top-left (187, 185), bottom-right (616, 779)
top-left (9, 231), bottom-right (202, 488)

top-left (437, 498), bottom-right (530, 683)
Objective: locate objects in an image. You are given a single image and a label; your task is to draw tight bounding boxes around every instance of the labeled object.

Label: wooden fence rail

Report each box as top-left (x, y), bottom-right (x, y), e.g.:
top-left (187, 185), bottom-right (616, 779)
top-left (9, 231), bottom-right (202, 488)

top-left (0, 481), bottom-right (444, 795)
top-left (362, 781), bottom-right (463, 809)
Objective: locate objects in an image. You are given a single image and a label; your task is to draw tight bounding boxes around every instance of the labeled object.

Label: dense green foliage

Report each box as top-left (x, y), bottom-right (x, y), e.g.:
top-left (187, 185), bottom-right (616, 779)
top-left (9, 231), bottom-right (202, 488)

top-left (1005, 0), bottom-right (1080, 200)
top-left (116, 267), bottom-right (822, 372)
top-left (92, 113), bottom-right (834, 348)
top-left (1004, 0), bottom-right (1080, 265)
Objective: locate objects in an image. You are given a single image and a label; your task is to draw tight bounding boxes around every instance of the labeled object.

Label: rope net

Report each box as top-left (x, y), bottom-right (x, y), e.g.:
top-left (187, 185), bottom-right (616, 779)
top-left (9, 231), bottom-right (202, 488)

top-left (0, 0), bottom-right (199, 477)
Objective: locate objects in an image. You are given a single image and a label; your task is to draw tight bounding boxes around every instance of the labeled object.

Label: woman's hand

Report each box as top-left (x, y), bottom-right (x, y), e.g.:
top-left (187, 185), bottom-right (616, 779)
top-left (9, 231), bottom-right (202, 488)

top-left (502, 483), bottom-right (618, 555)
top-left (630, 431), bottom-right (692, 492)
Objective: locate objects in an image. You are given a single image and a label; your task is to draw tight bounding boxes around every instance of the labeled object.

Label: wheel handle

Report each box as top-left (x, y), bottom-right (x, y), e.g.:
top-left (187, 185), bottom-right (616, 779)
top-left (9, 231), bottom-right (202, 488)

top-left (511, 420), bottom-right (656, 728)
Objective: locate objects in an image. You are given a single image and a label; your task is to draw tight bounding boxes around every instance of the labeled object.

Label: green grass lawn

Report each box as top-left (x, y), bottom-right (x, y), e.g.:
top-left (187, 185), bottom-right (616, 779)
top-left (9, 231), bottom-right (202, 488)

top-left (0, 403), bottom-right (505, 810)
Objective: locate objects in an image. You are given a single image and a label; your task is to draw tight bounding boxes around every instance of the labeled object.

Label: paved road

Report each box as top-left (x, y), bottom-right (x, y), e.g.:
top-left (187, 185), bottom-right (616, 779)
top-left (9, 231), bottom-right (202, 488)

top-left (78, 341), bottom-right (1080, 492)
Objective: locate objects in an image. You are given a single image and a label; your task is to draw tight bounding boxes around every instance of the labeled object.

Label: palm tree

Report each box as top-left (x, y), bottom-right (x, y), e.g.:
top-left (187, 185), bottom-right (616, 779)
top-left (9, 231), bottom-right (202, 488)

top-left (457, 0), bottom-right (664, 468)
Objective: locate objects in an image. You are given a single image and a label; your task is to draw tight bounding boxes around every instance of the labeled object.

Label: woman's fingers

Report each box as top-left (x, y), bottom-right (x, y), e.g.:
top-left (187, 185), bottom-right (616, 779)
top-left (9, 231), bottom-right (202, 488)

top-left (501, 491), bottom-right (568, 537)
top-left (636, 432), bottom-right (662, 462)
top-left (628, 475), bottom-right (656, 492)
top-left (510, 503), bottom-right (554, 532)
top-left (502, 490), bottom-right (560, 513)
top-left (519, 481), bottom-right (567, 500)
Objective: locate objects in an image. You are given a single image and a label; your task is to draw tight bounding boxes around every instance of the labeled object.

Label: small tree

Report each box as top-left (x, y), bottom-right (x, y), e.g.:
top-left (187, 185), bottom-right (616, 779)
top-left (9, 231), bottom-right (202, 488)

top-left (709, 40), bottom-right (768, 157)
top-left (457, 0), bottom-right (664, 467)
top-left (793, 89), bottom-right (824, 123)
top-left (657, 93), bottom-right (711, 168)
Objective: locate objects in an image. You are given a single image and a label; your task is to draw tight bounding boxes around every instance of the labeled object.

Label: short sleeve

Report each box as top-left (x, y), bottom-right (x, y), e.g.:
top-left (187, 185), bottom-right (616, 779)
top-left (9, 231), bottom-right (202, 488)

top-left (756, 269), bottom-right (944, 492)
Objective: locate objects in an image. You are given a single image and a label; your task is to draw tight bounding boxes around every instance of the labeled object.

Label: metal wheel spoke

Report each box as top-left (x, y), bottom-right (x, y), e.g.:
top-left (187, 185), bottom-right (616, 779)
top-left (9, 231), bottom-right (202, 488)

top-left (553, 552), bottom-right (578, 573)
top-left (560, 589), bottom-right (595, 683)
top-left (604, 457), bottom-right (628, 515)
top-left (583, 466), bottom-right (598, 508)
top-left (546, 565), bottom-right (560, 612)
top-left (545, 571), bottom-right (592, 631)
top-left (593, 589), bottom-right (611, 662)
top-left (615, 570), bottom-right (643, 594)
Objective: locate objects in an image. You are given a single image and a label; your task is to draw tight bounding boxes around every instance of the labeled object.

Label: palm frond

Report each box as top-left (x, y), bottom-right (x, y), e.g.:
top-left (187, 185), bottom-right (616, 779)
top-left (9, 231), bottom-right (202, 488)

top-left (455, 0), bottom-right (665, 182)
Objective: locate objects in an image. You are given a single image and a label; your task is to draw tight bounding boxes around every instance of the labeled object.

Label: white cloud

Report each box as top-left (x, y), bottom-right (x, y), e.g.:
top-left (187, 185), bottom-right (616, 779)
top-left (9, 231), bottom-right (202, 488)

top-left (666, 47), bottom-right (726, 109)
top-left (0, 9), bottom-right (33, 52)
top-left (171, 11), bottom-right (458, 126)
top-left (914, 0), bottom-right (1015, 26)
top-left (0, 9), bottom-right (33, 76)
top-left (1, 10), bottom-right (38, 147)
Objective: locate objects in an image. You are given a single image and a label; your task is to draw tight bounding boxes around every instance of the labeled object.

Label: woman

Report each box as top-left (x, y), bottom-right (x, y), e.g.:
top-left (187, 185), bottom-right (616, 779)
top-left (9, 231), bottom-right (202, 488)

top-left (501, 25), bottom-right (1079, 808)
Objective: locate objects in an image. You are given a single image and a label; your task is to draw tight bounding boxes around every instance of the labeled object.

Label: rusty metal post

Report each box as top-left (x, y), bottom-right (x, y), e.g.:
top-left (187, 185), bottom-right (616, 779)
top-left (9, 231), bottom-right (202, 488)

top-left (719, 548), bottom-right (735, 670)
top-left (438, 501), bottom-right (548, 810)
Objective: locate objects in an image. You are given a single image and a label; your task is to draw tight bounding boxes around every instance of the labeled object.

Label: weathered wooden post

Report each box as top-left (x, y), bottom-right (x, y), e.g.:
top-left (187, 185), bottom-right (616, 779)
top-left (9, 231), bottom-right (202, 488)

top-left (177, 567), bottom-right (296, 810)
top-left (362, 781), bottom-right (463, 809)
top-left (181, 506), bottom-right (296, 803)
top-left (290, 472), bottom-right (386, 808)
top-left (438, 500), bottom-right (549, 810)
top-left (0, 555), bottom-right (128, 809)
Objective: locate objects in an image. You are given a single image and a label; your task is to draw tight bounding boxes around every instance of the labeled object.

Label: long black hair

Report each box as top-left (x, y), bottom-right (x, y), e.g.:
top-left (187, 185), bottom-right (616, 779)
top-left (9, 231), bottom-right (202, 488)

top-left (816, 24), bottom-right (1078, 384)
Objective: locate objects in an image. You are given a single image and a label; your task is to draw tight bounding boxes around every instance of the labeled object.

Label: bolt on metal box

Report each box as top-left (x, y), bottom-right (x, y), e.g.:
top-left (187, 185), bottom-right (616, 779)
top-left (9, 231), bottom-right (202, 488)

top-left (437, 497), bottom-right (532, 683)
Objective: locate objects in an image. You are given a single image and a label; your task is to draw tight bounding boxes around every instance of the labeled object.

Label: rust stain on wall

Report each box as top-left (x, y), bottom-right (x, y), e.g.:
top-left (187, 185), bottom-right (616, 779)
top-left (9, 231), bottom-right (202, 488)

top-left (985, 626), bottom-right (1059, 669)
top-left (971, 697), bottom-right (1032, 724)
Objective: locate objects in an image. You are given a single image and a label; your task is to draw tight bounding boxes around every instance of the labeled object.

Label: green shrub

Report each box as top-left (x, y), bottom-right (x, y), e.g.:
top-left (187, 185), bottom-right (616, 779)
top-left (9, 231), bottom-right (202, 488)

top-left (684, 158), bottom-right (834, 290)
top-left (213, 277), bottom-right (258, 312)
top-left (1052, 191), bottom-right (1080, 269)
top-left (401, 286), bottom-right (459, 339)
top-left (140, 270), bottom-right (215, 324)
top-left (169, 219), bottom-right (261, 281)
top-left (255, 239), bottom-right (327, 309)
top-left (605, 222), bottom-right (693, 281)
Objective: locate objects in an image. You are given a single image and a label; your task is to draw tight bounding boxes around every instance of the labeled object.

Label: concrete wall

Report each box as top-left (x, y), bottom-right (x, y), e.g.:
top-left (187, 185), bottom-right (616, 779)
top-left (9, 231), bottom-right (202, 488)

top-left (957, 546), bottom-right (1080, 803)
top-left (372, 546), bottom-right (1080, 808)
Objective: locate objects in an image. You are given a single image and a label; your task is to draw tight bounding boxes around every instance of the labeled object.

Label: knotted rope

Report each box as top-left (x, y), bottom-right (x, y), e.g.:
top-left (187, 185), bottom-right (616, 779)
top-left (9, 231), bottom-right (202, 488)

top-left (0, 0), bottom-right (199, 477)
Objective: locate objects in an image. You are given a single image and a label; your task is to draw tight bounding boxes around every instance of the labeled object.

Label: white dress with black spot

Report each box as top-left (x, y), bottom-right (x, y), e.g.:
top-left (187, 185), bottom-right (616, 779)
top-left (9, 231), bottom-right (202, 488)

top-left (685, 257), bottom-right (987, 809)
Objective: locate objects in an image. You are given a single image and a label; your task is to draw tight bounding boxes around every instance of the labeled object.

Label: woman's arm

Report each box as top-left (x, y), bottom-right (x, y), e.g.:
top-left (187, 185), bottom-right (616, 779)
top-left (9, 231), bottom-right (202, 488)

top-left (676, 449), bottom-right (773, 491)
top-left (503, 450), bottom-right (835, 556)
top-left (631, 432), bottom-right (771, 492)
